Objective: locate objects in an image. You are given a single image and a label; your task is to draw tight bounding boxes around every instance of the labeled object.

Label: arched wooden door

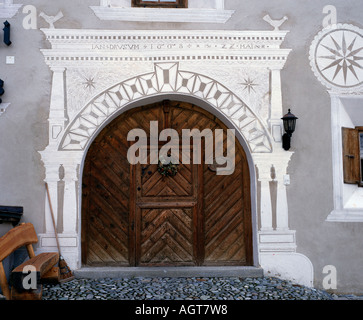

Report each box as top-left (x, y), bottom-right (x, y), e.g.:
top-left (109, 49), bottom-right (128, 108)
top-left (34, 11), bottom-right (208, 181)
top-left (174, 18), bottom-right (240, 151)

top-left (81, 101), bottom-right (252, 267)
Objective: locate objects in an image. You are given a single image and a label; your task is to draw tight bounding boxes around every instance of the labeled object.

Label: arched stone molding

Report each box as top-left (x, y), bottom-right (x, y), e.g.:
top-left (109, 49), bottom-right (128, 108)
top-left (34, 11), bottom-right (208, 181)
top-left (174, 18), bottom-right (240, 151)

top-left (37, 27), bottom-right (313, 287)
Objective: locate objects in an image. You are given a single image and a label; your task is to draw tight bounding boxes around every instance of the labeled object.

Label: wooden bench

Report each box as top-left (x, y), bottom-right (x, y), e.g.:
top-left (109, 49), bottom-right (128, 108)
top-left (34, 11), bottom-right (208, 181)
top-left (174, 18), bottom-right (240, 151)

top-left (0, 223), bottom-right (60, 300)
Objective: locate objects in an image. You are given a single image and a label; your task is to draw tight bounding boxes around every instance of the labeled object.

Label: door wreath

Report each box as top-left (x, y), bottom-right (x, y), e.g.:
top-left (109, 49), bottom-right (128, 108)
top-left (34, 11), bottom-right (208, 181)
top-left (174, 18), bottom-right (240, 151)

top-left (157, 155), bottom-right (179, 177)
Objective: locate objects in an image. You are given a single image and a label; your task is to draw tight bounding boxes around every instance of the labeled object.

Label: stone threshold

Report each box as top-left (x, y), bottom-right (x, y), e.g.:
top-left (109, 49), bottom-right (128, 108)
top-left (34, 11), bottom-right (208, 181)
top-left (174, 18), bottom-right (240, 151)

top-left (74, 266), bottom-right (264, 279)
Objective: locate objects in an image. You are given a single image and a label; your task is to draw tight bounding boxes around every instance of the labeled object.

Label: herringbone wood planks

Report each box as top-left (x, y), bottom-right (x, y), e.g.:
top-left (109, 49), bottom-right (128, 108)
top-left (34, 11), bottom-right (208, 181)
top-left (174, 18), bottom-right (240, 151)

top-left (82, 101), bottom-right (252, 267)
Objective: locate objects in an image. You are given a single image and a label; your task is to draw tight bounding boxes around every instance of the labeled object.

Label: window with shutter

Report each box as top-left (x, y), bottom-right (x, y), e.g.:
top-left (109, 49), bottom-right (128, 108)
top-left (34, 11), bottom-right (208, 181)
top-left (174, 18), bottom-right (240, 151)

top-left (342, 127), bottom-right (362, 185)
top-left (132, 0), bottom-right (187, 8)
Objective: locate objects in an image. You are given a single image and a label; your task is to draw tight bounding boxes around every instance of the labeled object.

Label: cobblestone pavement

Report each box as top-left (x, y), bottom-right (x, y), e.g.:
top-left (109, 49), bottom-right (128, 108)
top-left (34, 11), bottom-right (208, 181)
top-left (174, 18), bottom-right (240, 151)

top-left (35, 276), bottom-right (363, 300)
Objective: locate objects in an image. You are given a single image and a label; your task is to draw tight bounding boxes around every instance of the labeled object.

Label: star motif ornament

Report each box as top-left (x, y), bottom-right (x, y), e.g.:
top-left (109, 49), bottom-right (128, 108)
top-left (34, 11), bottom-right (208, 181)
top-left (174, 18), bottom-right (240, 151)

top-left (241, 77), bottom-right (258, 94)
top-left (313, 26), bottom-right (363, 89)
top-left (83, 76), bottom-right (96, 90)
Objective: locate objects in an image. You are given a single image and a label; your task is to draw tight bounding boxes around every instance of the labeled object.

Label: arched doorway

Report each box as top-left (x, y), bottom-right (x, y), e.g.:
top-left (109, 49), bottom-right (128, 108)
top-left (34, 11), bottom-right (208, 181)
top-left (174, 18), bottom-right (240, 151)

top-left (81, 100), bottom-right (252, 267)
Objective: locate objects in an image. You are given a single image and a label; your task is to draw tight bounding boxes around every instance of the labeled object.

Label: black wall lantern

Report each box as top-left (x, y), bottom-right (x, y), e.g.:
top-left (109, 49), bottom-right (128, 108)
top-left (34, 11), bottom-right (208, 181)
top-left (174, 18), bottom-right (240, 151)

top-left (1, 21), bottom-right (10, 106)
top-left (3, 20), bottom-right (11, 46)
top-left (0, 79), bottom-right (4, 104)
top-left (281, 109), bottom-right (298, 151)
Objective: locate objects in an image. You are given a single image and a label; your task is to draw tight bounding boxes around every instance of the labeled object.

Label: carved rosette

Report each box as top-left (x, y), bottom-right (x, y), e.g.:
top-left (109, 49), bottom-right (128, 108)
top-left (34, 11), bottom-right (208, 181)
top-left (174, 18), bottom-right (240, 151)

top-left (309, 24), bottom-right (363, 94)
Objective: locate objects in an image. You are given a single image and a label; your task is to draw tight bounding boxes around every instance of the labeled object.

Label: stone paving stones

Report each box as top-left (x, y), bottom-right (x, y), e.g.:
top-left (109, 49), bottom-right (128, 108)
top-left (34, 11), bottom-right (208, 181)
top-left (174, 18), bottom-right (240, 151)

top-left (0, 276), bottom-right (359, 300)
top-left (40, 276), bottom-right (339, 300)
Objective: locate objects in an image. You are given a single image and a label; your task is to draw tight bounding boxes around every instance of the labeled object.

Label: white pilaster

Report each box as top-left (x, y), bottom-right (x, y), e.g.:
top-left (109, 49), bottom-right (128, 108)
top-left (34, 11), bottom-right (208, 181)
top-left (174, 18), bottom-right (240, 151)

top-left (255, 160), bottom-right (273, 231)
top-left (49, 66), bottom-right (67, 145)
top-left (273, 152), bottom-right (294, 230)
top-left (62, 161), bottom-right (79, 234)
top-left (269, 68), bottom-right (284, 144)
top-left (44, 164), bottom-right (60, 234)
top-left (275, 177), bottom-right (289, 230)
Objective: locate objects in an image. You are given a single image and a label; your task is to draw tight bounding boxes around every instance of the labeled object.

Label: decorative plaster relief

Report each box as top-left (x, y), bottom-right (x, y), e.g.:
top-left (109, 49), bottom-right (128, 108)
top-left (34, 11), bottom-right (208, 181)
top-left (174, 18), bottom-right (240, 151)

top-left (61, 62), bottom-right (273, 153)
top-left (66, 68), bottom-right (126, 121)
top-left (66, 67), bottom-right (271, 130)
top-left (310, 24), bottom-right (363, 94)
top-left (0, 0), bottom-right (22, 19)
top-left (263, 14), bottom-right (288, 31)
top-left (41, 29), bottom-right (290, 66)
top-left (39, 11), bottom-right (64, 29)
top-left (37, 28), bottom-right (314, 287)
top-left (40, 28), bottom-right (291, 153)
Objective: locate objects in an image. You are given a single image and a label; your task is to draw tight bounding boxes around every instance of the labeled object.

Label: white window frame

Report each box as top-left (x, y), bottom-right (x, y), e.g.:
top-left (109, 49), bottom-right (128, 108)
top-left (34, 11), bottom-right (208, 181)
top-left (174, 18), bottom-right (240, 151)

top-left (90, 0), bottom-right (234, 23)
top-left (327, 95), bottom-right (363, 222)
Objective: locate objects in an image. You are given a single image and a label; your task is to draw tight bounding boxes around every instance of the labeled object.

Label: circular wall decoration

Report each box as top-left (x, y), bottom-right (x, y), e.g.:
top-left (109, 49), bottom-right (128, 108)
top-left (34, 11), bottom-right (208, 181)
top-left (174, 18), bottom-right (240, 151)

top-left (309, 24), bottom-right (363, 93)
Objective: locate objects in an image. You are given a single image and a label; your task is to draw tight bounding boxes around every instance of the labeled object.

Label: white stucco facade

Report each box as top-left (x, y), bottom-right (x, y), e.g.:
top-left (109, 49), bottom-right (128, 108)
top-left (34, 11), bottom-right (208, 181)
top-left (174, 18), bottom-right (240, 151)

top-left (1, 0), bottom-right (363, 294)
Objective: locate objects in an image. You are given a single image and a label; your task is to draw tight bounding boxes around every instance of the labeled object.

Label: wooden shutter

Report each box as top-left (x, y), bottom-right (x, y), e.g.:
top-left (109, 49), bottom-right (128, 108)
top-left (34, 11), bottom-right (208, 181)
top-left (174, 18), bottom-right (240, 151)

top-left (342, 127), bottom-right (360, 184)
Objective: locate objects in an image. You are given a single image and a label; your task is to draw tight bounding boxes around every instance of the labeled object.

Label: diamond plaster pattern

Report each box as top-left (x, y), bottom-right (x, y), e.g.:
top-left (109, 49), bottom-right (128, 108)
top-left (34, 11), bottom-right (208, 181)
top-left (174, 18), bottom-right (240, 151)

top-left (60, 63), bottom-right (272, 153)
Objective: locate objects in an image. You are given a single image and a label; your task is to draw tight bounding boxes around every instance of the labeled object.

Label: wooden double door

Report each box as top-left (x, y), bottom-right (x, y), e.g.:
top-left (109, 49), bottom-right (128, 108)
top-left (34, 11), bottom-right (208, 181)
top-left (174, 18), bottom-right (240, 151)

top-left (81, 101), bottom-right (252, 267)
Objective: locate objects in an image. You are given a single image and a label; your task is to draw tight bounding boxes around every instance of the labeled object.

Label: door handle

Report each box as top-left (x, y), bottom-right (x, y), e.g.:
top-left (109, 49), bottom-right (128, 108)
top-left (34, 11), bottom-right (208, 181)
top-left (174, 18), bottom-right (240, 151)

top-left (345, 154), bottom-right (355, 159)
